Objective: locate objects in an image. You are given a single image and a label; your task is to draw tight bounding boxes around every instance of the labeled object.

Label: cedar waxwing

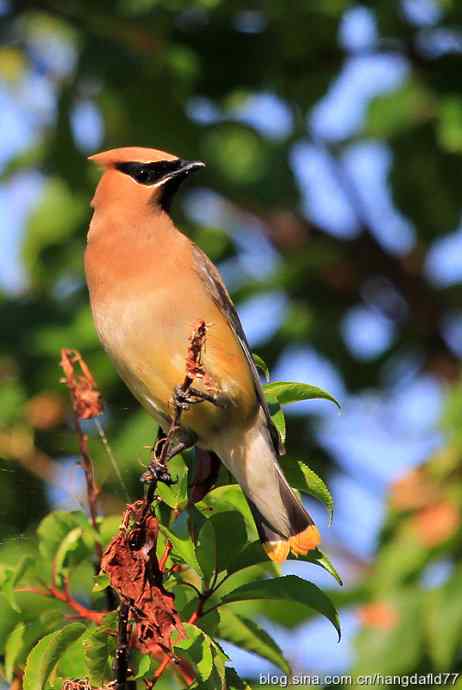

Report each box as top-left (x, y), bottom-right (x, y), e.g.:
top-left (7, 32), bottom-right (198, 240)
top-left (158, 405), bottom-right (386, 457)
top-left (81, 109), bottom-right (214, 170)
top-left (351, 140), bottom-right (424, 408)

top-left (84, 146), bottom-right (320, 563)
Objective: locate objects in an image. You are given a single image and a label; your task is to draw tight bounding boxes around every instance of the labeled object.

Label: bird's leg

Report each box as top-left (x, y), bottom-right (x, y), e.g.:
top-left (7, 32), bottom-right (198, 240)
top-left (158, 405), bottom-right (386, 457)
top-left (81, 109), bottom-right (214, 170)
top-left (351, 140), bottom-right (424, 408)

top-left (142, 426), bottom-right (196, 485)
top-left (173, 384), bottom-right (227, 409)
top-left (143, 320), bottom-right (210, 497)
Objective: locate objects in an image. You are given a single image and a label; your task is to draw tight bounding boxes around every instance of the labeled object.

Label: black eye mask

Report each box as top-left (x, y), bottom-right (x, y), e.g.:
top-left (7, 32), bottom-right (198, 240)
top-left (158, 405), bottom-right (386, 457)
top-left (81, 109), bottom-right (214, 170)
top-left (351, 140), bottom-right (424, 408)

top-left (115, 160), bottom-right (183, 186)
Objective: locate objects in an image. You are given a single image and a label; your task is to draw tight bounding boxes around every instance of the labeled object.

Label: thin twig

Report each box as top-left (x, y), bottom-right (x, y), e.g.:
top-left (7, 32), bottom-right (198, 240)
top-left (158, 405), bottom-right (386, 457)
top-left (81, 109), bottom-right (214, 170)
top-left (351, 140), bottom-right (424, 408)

top-left (16, 579), bottom-right (107, 624)
top-left (60, 349), bottom-right (104, 564)
top-left (94, 417), bottom-right (130, 502)
top-left (158, 541), bottom-right (173, 573)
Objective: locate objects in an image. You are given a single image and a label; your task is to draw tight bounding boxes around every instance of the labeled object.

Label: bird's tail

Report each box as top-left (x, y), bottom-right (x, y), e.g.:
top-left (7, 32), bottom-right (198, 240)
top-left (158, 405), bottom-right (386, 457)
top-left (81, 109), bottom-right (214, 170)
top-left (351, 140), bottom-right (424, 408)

top-left (213, 412), bottom-right (320, 564)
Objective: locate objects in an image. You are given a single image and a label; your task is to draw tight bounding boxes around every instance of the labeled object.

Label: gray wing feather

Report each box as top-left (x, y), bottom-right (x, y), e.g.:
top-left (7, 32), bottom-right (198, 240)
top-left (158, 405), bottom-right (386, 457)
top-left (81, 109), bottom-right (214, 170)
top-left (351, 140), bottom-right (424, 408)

top-left (192, 243), bottom-right (284, 455)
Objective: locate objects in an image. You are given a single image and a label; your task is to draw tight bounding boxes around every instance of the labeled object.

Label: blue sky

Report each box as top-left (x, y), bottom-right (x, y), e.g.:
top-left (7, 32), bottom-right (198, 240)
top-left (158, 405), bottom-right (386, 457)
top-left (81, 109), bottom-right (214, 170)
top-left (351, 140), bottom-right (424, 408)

top-left (0, 0), bottom-right (460, 678)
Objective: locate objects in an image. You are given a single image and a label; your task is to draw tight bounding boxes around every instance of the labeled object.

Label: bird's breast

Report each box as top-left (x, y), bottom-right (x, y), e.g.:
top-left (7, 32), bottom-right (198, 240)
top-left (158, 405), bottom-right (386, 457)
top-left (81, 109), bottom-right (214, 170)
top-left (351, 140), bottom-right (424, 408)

top-left (85, 236), bottom-right (257, 442)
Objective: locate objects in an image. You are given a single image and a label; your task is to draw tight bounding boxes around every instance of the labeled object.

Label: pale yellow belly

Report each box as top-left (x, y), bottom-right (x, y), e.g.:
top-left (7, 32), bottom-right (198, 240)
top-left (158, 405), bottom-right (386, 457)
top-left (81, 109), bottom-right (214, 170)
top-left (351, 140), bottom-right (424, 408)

top-left (90, 285), bottom-right (258, 444)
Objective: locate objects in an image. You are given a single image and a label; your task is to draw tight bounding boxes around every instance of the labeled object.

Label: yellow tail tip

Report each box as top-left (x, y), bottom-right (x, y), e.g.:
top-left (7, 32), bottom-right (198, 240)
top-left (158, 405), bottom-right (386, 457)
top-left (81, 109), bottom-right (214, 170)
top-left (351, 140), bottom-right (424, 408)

top-left (263, 526), bottom-right (320, 563)
top-left (289, 525), bottom-right (321, 556)
top-left (263, 540), bottom-right (290, 564)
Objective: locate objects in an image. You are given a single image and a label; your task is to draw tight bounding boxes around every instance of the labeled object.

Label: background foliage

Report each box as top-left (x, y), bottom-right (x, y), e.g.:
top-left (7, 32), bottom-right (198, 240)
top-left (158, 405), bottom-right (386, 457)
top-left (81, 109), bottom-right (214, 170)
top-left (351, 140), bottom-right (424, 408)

top-left (1, 0), bottom-right (462, 687)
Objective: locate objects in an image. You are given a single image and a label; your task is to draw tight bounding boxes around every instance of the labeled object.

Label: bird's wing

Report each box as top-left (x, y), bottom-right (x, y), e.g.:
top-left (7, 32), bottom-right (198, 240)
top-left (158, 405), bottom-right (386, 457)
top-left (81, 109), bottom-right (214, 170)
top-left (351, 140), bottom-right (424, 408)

top-left (192, 243), bottom-right (284, 455)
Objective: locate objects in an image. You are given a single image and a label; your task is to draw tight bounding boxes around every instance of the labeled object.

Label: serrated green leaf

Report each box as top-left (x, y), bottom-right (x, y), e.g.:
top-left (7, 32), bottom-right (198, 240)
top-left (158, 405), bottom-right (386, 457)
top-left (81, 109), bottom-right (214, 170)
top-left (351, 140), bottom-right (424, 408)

top-left (252, 353), bottom-right (270, 382)
top-left (301, 548), bottom-right (343, 586)
top-left (221, 540), bottom-right (340, 585)
top-left (279, 458), bottom-right (334, 523)
top-left (23, 623), bottom-right (86, 690)
top-left (219, 575), bottom-right (340, 640)
top-left (264, 381), bottom-right (340, 408)
top-left (215, 608), bottom-right (290, 674)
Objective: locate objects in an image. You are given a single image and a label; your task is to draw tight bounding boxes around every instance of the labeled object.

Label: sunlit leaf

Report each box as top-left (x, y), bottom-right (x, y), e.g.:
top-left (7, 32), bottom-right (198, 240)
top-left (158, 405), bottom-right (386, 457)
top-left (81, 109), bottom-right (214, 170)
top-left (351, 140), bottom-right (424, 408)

top-left (83, 624), bottom-right (115, 686)
top-left (213, 608), bottom-right (290, 674)
top-left (23, 623), bottom-right (86, 690)
top-left (219, 575), bottom-right (340, 640)
top-left (264, 381), bottom-right (340, 408)
top-left (279, 457), bottom-right (334, 523)
top-left (252, 353), bottom-right (270, 382)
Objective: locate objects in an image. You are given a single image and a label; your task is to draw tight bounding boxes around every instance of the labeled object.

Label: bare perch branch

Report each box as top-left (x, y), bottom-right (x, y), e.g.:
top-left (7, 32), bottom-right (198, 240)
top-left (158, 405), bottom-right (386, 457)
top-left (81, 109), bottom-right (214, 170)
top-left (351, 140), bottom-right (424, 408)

top-left (102, 320), bottom-right (211, 689)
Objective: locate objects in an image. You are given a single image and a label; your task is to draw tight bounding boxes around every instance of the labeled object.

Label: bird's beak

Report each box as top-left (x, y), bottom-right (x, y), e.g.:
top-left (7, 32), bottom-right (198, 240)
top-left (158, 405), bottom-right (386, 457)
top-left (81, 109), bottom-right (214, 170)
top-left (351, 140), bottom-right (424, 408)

top-left (176, 159), bottom-right (206, 176)
top-left (155, 159), bottom-right (205, 189)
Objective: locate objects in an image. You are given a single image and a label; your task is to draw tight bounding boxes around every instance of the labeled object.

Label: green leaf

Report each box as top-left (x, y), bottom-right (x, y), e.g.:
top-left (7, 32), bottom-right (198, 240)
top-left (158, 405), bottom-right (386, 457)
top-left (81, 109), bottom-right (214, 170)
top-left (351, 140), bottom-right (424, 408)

top-left (196, 518), bottom-right (217, 583)
top-left (156, 454), bottom-right (189, 509)
top-left (173, 623), bottom-right (214, 682)
top-left (197, 511), bottom-right (248, 582)
top-left (37, 511), bottom-right (90, 564)
top-left (264, 381), bottom-right (340, 408)
top-left (230, 540), bottom-right (266, 570)
top-left (195, 485), bottom-right (257, 542)
top-left (300, 548), bottom-right (343, 586)
top-left (5, 620), bottom-right (49, 682)
top-left (279, 458), bottom-right (334, 523)
top-left (252, 353), bottom-right (270, 382)
top-left (53, 527), bottom-right (83, 584)
top-left (129, 652), bottom-right (152, 680)
top-left (225, 667), bottom-right (252, 689)
top-left (5, 622), bottom-right (26, 681)
top-left (2, 555), bottom-right (33, 612)
top-left (23, 623), bottom-right (86, 690)
top-left (83, 625), bottom-right (115, 686)
top-left (267, 396), bottom-right (286, 444)
top-left (92, 573), bottom-right (110, 592)
top-left (214, 608), bottom-right (290, 674)
top-left (159, 525), bottom-right (201, 574)
top-left (219, 575), bottom-right (340, 640)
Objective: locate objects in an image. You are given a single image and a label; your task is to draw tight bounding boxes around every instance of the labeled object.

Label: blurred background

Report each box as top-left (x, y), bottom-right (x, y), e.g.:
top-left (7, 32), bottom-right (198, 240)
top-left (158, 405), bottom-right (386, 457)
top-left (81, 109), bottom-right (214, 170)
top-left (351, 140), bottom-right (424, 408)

top-left (1, 0), bottom-right (462, 685)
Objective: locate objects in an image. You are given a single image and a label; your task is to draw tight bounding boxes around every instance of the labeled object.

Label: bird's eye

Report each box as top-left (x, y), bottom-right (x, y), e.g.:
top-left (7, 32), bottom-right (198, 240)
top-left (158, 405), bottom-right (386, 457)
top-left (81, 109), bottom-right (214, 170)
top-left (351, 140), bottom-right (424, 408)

top-left (116, 160), bottom-right (184, 187)
top-left (135, 167), bottom-right (151, 184)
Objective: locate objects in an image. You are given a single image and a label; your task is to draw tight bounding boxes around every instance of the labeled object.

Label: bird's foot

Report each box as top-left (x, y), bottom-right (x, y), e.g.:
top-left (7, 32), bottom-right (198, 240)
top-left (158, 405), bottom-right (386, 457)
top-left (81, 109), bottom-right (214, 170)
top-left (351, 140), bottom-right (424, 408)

top-left (173, 385), bottom-right (226, 410)
top-left (141, 461), bottom-right (175, 486)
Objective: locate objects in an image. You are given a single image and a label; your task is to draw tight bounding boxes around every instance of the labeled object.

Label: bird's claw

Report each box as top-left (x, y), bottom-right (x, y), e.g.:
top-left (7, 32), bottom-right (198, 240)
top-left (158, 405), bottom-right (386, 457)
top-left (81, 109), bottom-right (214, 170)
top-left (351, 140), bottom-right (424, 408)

top-left (141, 462), bottom-right (176, 486)
top-left (173, 385), bottom-right (225, 410)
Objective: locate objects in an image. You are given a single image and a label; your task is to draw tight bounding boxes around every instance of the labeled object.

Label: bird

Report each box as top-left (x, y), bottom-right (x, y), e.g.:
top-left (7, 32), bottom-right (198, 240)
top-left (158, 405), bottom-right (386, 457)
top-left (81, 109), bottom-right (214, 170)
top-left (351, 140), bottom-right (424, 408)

top-left (84, 146), bottom-right (320, 563)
